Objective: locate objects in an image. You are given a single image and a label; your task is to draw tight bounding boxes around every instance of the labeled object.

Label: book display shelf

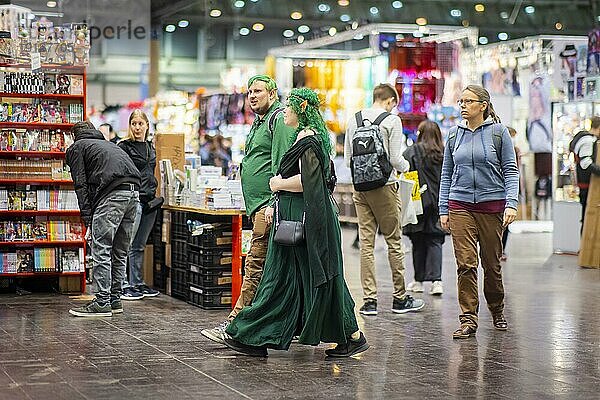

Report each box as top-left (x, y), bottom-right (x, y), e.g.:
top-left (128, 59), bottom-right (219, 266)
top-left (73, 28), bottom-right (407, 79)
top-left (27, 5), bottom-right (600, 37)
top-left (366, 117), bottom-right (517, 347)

top-left (0, 63), bottom-right (87, 292)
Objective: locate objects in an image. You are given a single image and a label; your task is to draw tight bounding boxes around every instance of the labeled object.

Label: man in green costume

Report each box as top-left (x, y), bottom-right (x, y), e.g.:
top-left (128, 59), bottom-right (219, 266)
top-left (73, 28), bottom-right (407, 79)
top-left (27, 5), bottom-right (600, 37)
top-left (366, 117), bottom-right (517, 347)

top-left (201, 75), bottom-right (295, 343)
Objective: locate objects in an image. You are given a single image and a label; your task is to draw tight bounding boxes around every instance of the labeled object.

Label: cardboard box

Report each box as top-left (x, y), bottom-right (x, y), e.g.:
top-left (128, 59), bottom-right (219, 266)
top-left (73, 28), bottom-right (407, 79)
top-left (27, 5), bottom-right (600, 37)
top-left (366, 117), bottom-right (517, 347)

top-left (154, 133), bottom-right (185, 197)
top-left (59, 275), bottom-right (82, 294)
top-left (143, 244), bottom-right (154, 285)
top-left (579, 142), bottom-right (600, 268)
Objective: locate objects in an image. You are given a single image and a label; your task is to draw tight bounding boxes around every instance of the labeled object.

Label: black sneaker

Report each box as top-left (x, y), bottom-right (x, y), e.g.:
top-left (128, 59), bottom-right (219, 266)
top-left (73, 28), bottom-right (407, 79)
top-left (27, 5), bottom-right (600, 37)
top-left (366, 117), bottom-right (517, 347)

top-left (359, 300), bottom-right (378, 316)
top-left (69, 299), bottom-right (112, 317)
top-left (392, 295), bottom-right (425, 314)
top-left (111, 298), bottom-right (123, 314)
top-left (137, 284), bottom-right (160, 298)
top-left (121, 287), bottom-right (143, 301)
top-left (223, 334), bottom-right (268, 357)
top-left (325, 332), bottom-right (369, 358)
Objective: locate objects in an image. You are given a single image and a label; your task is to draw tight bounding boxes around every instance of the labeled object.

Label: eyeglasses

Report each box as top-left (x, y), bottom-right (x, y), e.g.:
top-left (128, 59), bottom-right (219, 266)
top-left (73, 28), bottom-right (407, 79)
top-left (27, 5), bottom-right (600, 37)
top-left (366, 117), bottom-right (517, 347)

top-left (457, 99), bottom-right (484, 106)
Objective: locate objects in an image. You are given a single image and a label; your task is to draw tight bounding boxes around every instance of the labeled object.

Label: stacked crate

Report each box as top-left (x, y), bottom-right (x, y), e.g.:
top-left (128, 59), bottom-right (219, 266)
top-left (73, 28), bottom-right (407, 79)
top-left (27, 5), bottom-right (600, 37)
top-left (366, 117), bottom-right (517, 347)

top-left (170, 211), bottom-right (189, 300)
top-left (187, 223), bottom-right (233, 309)
top-left (152, 209), bottom-right (167, 291)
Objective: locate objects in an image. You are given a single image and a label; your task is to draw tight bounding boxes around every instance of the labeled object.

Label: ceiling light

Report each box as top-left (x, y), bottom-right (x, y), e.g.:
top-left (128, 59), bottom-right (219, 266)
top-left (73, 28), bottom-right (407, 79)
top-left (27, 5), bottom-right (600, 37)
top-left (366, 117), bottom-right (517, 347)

top-left (416, 17), bottom-right (427, 26)
top-left (500, 11), bottom-right (509, 19)
top-left (598, 15), bottom-right (600, 22)
top-left (329, 27), bottom-right (337, 36)
top-left (392, 1), bottom-right (403, 9)
top-left (178, 20), bottom-right (189, 28)
top-left (298, 25), bottom-right (310, 33)
top-left (239, 27), bottom-right (250, 36)
top-left (283, 29), bottom-right (294, 37)
top-left (351, 21), bottom-right (359, 29)
top-left (450, 9), bottom-right (461, 17)
top-left (354, 34), bottom-right (364, 40)
top-left (252, 23), bottom-right (264, 31)
top-left (462, 20), bottom-right (470, 27)
top-left (498, 32), bottom-right (509, 41)
top-left (318, 3), bottom-right (330, 12)
top-left (479, 36), bottom-right (488, 45)
top-left (46, 1), bottom-right (57, 7)
top-left (524, 5), bottom-right (535, 14)
top-left (338, 0), bottom-right (349, 6)
top-left (250, 0), bottom-right (259, 2)
top-left (340, 14), bottom-right (350, 22)
top-left (298, 35), bottom-right (305, 43)
top-left (370, 7), bottom-right (379, 15)
top-left (234, 0), bottom-right (245, 7)
top-left (210, 9), bottom-right (222, 17)
top-left (413, 30), bottom-right (423, 38)
top-left (475, 4), bottom-right (485, 12)
top-left (555, 22), bottom-right (563, 30)
top-left (165, 24), bottom-right (176, 33)
top-left (291, 11), bottom-right (302, 20)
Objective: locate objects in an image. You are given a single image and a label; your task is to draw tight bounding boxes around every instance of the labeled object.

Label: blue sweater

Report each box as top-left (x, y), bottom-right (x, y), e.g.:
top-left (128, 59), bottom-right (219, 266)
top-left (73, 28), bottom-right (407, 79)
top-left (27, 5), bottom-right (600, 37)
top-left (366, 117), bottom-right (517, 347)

top-left (438, 119), bottom-right (519, 215)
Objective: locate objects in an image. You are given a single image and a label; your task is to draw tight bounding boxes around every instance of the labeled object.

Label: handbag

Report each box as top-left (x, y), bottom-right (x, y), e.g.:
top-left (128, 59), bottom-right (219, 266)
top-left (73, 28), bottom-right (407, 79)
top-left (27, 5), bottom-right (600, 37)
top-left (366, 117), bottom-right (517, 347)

top-left (143, 196), bottom-right (164, 214)
top-left (273, 195), bottom-right (305, 246)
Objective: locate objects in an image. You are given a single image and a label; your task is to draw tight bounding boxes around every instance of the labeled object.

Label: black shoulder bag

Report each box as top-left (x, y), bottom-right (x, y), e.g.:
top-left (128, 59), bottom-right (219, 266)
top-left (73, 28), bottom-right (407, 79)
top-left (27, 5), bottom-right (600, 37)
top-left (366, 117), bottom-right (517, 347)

top-left (273, 194), bottom-right (305, 246)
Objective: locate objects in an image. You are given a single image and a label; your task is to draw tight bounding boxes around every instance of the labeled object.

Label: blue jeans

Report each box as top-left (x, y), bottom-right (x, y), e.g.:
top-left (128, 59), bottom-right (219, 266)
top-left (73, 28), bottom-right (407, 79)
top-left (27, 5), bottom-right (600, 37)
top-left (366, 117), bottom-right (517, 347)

top-left (124, 203), bottom-right (157, 288)
top-left (91, 189), bottom-right (139, 304)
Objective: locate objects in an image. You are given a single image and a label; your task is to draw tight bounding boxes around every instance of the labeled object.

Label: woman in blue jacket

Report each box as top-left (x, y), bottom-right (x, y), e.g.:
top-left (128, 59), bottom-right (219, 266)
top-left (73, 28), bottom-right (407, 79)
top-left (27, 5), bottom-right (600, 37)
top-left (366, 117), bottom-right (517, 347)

top-left (439, 85), bottom-right (519, 339)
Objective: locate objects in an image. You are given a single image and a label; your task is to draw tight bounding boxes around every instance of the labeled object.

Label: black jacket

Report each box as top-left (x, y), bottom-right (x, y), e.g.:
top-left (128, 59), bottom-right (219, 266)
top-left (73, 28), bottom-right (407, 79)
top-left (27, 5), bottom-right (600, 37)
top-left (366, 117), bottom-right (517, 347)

top-left (66, 129), bottom-right (141, 227)
top-left (402, 143), bottom-right (445, 236)
top-left (118, 139), bottom-right (158, 203)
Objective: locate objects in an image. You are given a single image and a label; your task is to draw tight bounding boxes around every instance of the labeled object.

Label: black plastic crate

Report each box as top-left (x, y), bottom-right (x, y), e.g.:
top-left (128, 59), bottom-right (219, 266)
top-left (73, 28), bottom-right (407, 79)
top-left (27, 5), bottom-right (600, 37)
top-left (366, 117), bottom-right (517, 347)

top-left (188, 247), bottom-right (232, 268)
top-left (188, 223), bottom-right (233, 248)
top-left (188, 285), bottom-right (232, 309)
top-left (170, 267), bottom-right (188, 300)
top-left (188, 264), bottom-right (232, 288)
top-left (153, 264), bottom-right (168, 291)
top-left (172, 211), bottom-right (188, 240)
top-left (171, 238), bottom-right (187, 265)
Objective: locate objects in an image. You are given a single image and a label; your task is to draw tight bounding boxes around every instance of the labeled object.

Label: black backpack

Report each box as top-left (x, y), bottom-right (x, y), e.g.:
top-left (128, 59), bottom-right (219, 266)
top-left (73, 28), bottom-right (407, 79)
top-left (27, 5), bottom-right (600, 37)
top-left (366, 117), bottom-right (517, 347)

top-left (349, 111), bottom-right (393, 191)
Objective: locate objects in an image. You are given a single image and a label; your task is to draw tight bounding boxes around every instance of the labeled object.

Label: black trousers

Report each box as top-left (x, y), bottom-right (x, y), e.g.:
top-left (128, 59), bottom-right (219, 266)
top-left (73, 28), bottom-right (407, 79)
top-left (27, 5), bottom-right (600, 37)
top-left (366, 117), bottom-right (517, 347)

top-left (580, 188), bottom-right (589, 234)
top-left (409, 233), bottom-right (444, 282)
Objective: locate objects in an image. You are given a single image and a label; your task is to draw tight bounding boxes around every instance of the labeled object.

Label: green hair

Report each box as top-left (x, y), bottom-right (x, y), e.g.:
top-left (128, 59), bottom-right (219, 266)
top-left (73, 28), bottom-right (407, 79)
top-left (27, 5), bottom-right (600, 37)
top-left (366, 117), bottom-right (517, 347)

top-left (247, 74), bottom-right (277, 91)
top-left (287, 87), bottom-right (332, 157)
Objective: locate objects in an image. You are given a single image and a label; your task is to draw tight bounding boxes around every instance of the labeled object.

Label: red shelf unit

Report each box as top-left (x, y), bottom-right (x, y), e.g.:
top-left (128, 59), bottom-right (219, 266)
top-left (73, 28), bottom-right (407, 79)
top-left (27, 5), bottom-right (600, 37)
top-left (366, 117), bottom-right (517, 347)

top-left (0, 64), bottom-right (87, 293)
top-left (0, 151), bottom-right (66, 158)
top-left (0, 179), bottom-right (73, 185)
top-left (0, 210), bottom-right (80, 216)
top-left (0, 271), bottom-right (83, 278)
top-left (0, 93), bottom-right (84, 100)
top-left (0, 240), bottom-right (85, 246)
top-left (0, 122), bottom-right (74, 129)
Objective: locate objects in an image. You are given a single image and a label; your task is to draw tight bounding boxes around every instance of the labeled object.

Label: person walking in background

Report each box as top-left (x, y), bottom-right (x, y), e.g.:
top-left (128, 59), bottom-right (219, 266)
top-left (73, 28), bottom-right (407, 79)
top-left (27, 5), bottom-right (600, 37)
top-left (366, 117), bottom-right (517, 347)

top-left (118, 110), bottom-right (161, 300)
top-left (439, 85), bottom-right (519, 339)
top-left (501, 127), bottom-right (522, 261)
top-left (403, 120), bottom-right (445, 296)
top-left (345, 83), bottom-right (424, 316)
top-left (202, 75), bottom-right (295, 343)
top-left (569, 116), bottom-right (600, 232)
top-left (221, 88), bottom-right (368, 358)
top-left (99, 123), bottom-right (119, 144)
top-left (66, 121), bottom-right (141, 317)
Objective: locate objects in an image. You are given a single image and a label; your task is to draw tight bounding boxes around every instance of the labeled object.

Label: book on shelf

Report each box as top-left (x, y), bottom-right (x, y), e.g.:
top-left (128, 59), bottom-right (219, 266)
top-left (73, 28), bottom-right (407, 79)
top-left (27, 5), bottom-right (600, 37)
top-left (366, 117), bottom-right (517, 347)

top-left (0, 188), bottom-right (78, 211)
top-left (1, 247), bottom-right (84, 273)
top-left (16, 249), bottom-right (34, 272)
top-left (0, 128), bottom-right (73, 152)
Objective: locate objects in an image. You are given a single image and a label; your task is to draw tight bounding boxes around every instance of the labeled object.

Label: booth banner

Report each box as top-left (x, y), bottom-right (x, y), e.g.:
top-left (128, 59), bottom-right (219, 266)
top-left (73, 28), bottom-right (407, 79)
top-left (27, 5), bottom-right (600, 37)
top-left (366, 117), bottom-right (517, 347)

top-left (527, 76), bottom-right (553, 153)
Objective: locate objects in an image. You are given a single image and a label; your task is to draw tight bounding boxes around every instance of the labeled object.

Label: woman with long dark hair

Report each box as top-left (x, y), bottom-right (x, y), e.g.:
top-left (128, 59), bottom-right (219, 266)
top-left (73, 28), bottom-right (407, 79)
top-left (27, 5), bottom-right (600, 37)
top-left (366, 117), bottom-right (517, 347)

top-left (220, 88), bottom-right (368, 358)
top-left (403, 120), bottom-right (445, 296)
top-left (439, 85), bottom-right (519, 339)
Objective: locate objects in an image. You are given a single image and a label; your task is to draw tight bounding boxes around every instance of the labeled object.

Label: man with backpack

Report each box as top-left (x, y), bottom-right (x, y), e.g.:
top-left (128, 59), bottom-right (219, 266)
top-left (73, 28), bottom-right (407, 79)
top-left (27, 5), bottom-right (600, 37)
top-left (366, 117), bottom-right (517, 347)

top-left (569, 115), bottom-right (600, 231)
top-left (344, 83), bottom-right (425, 316)
top-left (202, 75), bottom-right (295, 342)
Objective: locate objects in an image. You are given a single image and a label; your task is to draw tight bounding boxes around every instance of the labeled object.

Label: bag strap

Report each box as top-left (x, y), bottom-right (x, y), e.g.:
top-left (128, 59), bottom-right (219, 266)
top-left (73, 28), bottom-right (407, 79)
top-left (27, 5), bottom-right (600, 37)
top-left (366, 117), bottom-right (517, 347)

top-left (267, 107), bottom-right (285, 137)
top-left (355, 111), bottom-right (364, 128)
top-left (372, 112), bottom-right (391, 126)
top-left (274, 194), bottom-right (305, 227)
top-left (492, 123), bottom-right (503, 162)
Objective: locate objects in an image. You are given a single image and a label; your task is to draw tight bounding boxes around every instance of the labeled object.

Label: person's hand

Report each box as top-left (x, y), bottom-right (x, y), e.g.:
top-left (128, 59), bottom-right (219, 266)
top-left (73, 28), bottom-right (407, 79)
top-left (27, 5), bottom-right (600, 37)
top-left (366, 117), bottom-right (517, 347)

top-left (264, 206), bottom-right (274, 225)
top-left (503, 208), bottom-right (517, 227)
top-left (440, 215), bottom-right (450, 232)
top-left (269, 175), bottom-right (283, 192)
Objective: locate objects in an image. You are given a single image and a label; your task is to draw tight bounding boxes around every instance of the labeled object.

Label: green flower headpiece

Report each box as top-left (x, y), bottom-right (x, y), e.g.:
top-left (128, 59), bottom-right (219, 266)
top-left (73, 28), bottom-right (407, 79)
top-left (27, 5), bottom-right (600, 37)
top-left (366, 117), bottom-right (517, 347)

top-left (287, 88), bottom-right (331, 157)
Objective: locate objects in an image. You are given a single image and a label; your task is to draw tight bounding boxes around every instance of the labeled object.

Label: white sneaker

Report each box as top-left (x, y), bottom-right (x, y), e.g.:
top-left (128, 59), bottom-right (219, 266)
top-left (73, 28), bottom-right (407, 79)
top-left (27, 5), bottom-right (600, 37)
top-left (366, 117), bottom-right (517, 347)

top-left (406, 281), bottom-right (423, 293)
top-left (430, 281), bottom-right (443, 296)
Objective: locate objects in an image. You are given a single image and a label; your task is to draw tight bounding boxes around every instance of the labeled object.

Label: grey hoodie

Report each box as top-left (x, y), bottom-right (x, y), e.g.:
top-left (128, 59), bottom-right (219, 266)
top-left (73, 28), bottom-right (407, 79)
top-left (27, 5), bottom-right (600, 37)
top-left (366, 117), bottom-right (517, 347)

top-left (438, 118), bottom-right (519, 215)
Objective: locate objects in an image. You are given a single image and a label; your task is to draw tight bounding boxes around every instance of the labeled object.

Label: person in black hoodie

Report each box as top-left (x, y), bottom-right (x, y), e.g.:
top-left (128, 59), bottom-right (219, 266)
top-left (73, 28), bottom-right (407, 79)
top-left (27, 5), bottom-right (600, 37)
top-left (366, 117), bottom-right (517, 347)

top-left (118, 110), bottom-right (160, 299)
top-left (66, 121), bottom-right (141, 317)
top-left (403, 120), bottom-right (446, 296)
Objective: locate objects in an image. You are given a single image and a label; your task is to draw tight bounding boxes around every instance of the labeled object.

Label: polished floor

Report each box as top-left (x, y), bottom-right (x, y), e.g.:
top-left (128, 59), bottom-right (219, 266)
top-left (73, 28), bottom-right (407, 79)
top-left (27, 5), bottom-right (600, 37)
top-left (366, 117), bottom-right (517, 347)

top-left (1, 228), bottom-right (599, 400)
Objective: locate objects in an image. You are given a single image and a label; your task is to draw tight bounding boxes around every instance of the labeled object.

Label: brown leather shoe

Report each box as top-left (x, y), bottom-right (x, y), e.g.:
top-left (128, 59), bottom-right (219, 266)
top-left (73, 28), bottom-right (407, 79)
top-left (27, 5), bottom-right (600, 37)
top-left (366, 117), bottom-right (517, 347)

top-left (452, 325), bottom-right (477, 339)
top-left (493, 315), bottom-right (508, 331)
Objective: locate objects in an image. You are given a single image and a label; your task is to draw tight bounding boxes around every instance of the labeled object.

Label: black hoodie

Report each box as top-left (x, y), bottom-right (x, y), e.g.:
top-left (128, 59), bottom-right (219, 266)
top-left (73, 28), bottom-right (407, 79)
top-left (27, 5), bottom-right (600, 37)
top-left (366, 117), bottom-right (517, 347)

top-left (66, 129), bottom-right (141, 227)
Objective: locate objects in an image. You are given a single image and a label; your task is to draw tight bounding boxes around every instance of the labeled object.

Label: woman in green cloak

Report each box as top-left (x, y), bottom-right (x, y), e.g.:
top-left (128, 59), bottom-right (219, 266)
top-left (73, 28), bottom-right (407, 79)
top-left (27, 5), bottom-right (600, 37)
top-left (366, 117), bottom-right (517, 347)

top-left (222, 88), bottom-right (369, 358)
